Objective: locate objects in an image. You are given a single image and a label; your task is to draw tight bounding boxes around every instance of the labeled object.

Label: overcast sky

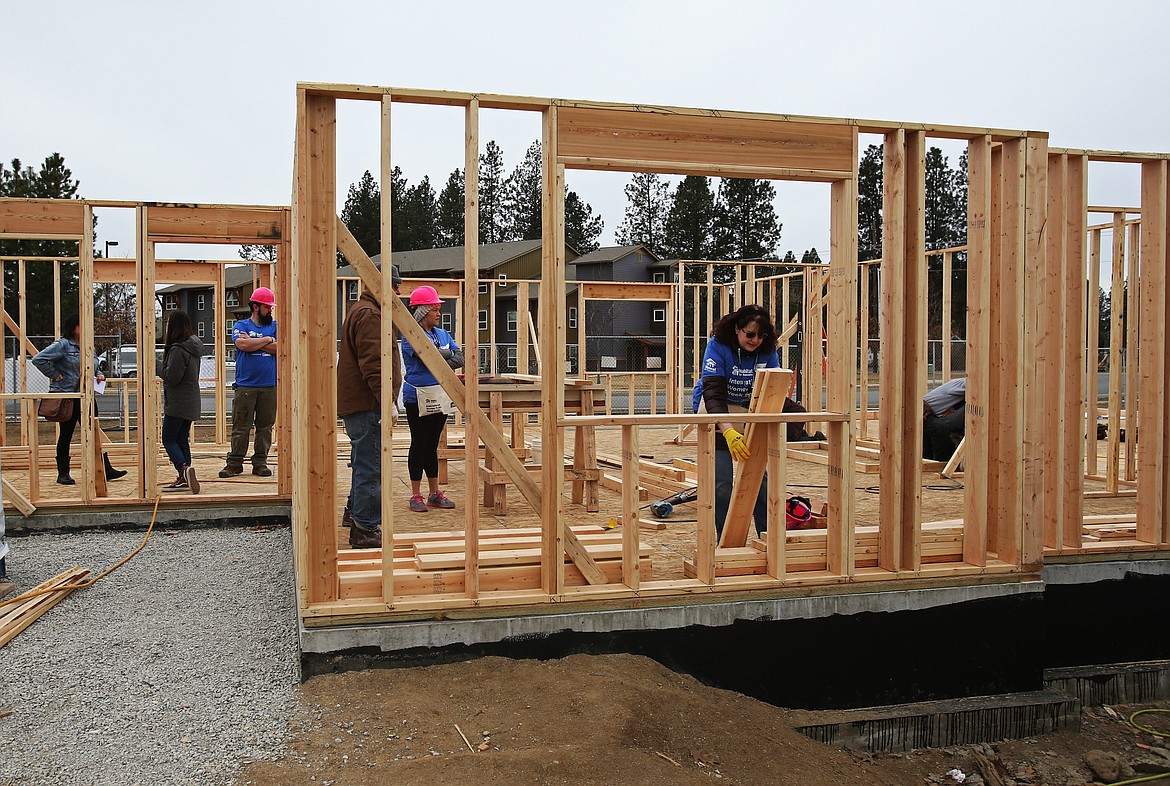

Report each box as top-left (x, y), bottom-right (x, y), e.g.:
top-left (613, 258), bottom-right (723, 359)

top-left (4, 0), bottom-right (1168, 272)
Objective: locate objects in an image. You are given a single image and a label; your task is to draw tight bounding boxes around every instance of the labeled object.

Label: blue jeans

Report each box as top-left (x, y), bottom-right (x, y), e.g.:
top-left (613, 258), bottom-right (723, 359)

top-left (161, 416), bottom-right (193, 471)
top-left (715, 449), bottom-right (769, 540)
top-left (343, 410), bottom-right (381, 529)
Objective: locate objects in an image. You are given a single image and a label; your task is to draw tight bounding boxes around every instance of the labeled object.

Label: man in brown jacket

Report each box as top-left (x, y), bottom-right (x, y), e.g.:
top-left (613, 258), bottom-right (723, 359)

top-left (338, 266), bottom-right (403, 548)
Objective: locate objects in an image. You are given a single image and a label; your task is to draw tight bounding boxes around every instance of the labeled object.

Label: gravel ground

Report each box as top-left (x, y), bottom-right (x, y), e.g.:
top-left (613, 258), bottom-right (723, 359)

top-left (0, 524), bottom-right (299, 786)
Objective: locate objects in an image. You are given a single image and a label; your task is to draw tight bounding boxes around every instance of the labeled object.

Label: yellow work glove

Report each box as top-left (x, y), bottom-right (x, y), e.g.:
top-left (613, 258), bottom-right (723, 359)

top-left (723, 427), bottom-right (751, 461)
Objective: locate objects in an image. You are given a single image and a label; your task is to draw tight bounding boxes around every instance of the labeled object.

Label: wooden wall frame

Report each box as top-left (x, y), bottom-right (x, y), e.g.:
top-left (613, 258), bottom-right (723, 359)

top-left (0, 198), bottom-right (292, 510)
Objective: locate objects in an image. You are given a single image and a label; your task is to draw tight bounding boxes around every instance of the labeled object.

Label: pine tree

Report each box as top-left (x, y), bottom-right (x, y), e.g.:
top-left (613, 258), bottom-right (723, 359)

top-left (564, 190), bottom-right (603, 253)
top-left (397, 175), bottom-right (438, 251)
top-left (436, 168), bottom-right (465, 247)
top-left (801, 248), bottom-right (822, 265)
top-left (341, 170), bottom-right (381, 259)
top-left (661, 175), bottom-right (716, 260)
top-left (954, 148), bottom-right (969, 246)
top-left (503, 141), bottom-right (542, 242)
top-left (857, 144), bottom-right (883, 261)
top-left (713, 177), bottom-right (782, 261)
top-left (614, 172), bottom-right (671, 255)
top-left (239, 245), bottom-right (277, 263)
top-left (1, 154), bottom-right (83, 336)
top-left (478, 141), bottom-right (507, 244)
top-left (925, 147), bottom-right (963, 250)
top-left (388, 165), bottom-right (407, 251)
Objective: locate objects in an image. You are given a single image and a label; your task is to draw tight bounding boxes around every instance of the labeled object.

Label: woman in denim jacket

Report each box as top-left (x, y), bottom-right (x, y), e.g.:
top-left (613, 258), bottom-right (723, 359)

top-left (32, 315), bottom-right (127, 485)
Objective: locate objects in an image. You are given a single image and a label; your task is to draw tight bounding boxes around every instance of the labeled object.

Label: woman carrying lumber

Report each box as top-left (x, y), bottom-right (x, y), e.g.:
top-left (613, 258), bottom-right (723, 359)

top-left (32, 315), bottom-right (127, 486)
top-left (156, 310), bottom-right (204, 493)
top-left (692, 304), bottom-right (779, 539)
top-left (401, 285), bottom-right (463, 513)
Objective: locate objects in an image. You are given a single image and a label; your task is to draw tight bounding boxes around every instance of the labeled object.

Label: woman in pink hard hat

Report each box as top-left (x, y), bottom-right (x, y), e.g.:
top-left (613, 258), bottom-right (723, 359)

top-left (220, 286), bottom-right (278, 478)
top-left (401, 285), bottom-right (463, 512)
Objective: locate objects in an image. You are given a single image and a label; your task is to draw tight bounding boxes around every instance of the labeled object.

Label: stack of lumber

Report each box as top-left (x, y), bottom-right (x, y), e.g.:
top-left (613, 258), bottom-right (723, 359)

top-left (0, 567), bottom-right (90, 649)
top-left (1082, 516), bottom-right (1138, 542)
top-left (597, 454), bottom-right (696, 502)
top-left (682, 522), bottom-right (965, 578)
top-left (337, 525), bottom-right (652, 599)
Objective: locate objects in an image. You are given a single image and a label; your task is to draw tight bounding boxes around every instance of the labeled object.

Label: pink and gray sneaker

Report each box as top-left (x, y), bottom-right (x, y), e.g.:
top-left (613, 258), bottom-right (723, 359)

top-left (427, 491), bottom-right (455, 509)
top-left (409, 494), bottom-right (428, 513)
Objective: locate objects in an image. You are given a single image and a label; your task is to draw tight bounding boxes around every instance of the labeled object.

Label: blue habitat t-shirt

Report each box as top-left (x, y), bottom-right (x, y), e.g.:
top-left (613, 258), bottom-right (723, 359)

top-left (401, 326), bottom-right (459, 404)
top-left (232, 317), bottom-right (277, 387)
top-left (691, 337), bottom-right (780, 412)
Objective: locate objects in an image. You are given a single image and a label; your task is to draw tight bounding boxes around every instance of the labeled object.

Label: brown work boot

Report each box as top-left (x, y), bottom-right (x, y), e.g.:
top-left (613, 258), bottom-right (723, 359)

top-left (348, 523), bottom-right (382, 549)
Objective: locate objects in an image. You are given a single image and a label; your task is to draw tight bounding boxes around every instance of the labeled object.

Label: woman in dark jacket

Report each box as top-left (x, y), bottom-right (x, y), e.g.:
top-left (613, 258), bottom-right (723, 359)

top-left (691, 304), bottom-right (780, 539)
top-left (156, 311), bottom-right (203, 493)
top-left (32, 315), bottom-right (126, 485)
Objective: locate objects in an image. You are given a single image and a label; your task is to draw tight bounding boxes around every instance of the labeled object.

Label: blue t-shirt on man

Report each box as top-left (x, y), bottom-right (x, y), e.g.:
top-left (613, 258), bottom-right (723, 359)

top-left (232, 317), bottom-right (277, 388)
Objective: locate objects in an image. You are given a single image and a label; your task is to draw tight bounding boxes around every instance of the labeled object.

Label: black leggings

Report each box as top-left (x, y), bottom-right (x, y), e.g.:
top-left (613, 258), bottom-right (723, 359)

top-left (405, 402), bottom-right (446, 482)
top-left (55, 399), bottom-right (84, 475)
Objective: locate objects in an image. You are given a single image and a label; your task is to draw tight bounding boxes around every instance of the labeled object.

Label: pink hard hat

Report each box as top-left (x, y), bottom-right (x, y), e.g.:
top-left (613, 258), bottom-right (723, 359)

top-left (408, 285), bottom-right (443, 307)
top-left (249, 286), bottom-right (276, 307)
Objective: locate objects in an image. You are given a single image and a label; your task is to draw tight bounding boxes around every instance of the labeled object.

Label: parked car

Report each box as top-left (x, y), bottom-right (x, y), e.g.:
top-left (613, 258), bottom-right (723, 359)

top-left (102, 345), bottom-right (162, 378)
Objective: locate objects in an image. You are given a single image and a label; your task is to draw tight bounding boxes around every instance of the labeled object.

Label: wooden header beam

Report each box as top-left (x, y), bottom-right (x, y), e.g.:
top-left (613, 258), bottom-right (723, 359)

top-left (578, 282), bottom-right (673, 301)
top-left (0, 199), bottom-right (85, 237)
top-left (146, 205), bottom-right (284, 244)
top-left (295, 82), bottom-right (1033, 141)
top-left (558, 107), bottom-right (854, 176)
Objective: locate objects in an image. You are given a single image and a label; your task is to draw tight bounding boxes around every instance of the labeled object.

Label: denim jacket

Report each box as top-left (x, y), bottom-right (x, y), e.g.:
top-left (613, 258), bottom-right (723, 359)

top-left (32, 337), bottom-right (94, 393)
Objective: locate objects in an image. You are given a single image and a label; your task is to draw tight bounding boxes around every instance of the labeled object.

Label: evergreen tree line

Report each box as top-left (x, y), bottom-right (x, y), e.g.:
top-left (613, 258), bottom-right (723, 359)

top-left (856, 143), bottom-right (970, 337)
top-left (337, 140), bottom-right (605, 263)
top-left (0, 154), bottom-right (128, 341)
top-left (613, 172), bottom-right (833, 283)
top-left (856, 143), bottom-right (969, 262)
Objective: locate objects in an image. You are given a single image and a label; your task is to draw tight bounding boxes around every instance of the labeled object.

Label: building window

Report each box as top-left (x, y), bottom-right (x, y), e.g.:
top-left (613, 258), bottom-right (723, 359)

top-left (226, 291), bottom-right (240, 307)
top-left (507, 311), bottom-right (517, 333)
top-left (196, 294), bottom-right (205, 311)
top-left (226, 320), bottom-right (234, 336)
top-left (164, 295), bottom-right (177, 310)
top-left (197, 322), bottom-right (205, 338)
top-left (348, 281), bottom-right (359, 301)
top-left (506, 347), bottom-right (517, 370)
top-left (652, 271), bottom-right (665, 283)
top-left (499, 273), bottom-right (507, 281)
top-left (568, 307), bottom-right (577, 329)
top-left (441, 313), bottom-right (452, 331)
top-left (653, 308), bottom-right (666, 323)
top-left (478, 310), bottom-right (488, 331)
top-left (478, 283), bottom-right (489, 294)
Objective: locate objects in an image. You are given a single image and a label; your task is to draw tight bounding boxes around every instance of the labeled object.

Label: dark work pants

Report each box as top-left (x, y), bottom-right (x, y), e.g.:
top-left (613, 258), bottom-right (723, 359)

top-left (227, 386), bottom-right (277, 469)
top-left (405, 402), bottom-right (446, 482)
top-left (923, 405), bottom-right (965, 461)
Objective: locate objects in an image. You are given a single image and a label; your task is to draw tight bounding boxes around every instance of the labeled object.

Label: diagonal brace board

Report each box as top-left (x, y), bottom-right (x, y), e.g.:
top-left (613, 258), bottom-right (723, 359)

top-left (335, 219), bottom-right (606, 585)
top-left (719, 368), bottom-right (794, 547)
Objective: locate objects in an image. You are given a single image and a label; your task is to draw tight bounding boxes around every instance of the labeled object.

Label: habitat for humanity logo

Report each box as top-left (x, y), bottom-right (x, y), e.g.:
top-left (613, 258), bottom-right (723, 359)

top-left (704, 357), bottom-right (717, 373)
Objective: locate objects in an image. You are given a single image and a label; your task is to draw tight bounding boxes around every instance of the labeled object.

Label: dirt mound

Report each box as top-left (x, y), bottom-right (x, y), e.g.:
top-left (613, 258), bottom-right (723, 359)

top-left (240, 652), bottom-right (885, 785)
top-left (241, 652), bottom-right (1170, 786)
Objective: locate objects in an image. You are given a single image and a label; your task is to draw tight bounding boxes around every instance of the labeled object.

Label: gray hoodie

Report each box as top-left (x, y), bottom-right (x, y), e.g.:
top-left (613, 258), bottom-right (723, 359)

top-left (157, 336), bottom-right (204, 421)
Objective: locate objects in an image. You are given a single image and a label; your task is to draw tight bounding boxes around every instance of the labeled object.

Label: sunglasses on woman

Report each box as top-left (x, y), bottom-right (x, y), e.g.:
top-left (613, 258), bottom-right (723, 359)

top-left (738, 327), bottom-right (766, 340)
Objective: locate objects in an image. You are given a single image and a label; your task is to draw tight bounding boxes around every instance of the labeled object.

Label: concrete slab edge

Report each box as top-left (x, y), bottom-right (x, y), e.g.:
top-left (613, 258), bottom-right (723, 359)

top-left (300, 579), bottom-right (1044, 654)
top-left (1043, 558), bottom-right (1170, 584)
top-left (6, 504), bottom-right (291, 534)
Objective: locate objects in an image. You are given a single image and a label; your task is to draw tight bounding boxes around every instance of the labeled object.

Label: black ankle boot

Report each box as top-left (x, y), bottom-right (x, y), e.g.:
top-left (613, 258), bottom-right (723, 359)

top-left (56, 473), bottom-right (75, 485)
top-left (103, 453), bottom-right (127, 481)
